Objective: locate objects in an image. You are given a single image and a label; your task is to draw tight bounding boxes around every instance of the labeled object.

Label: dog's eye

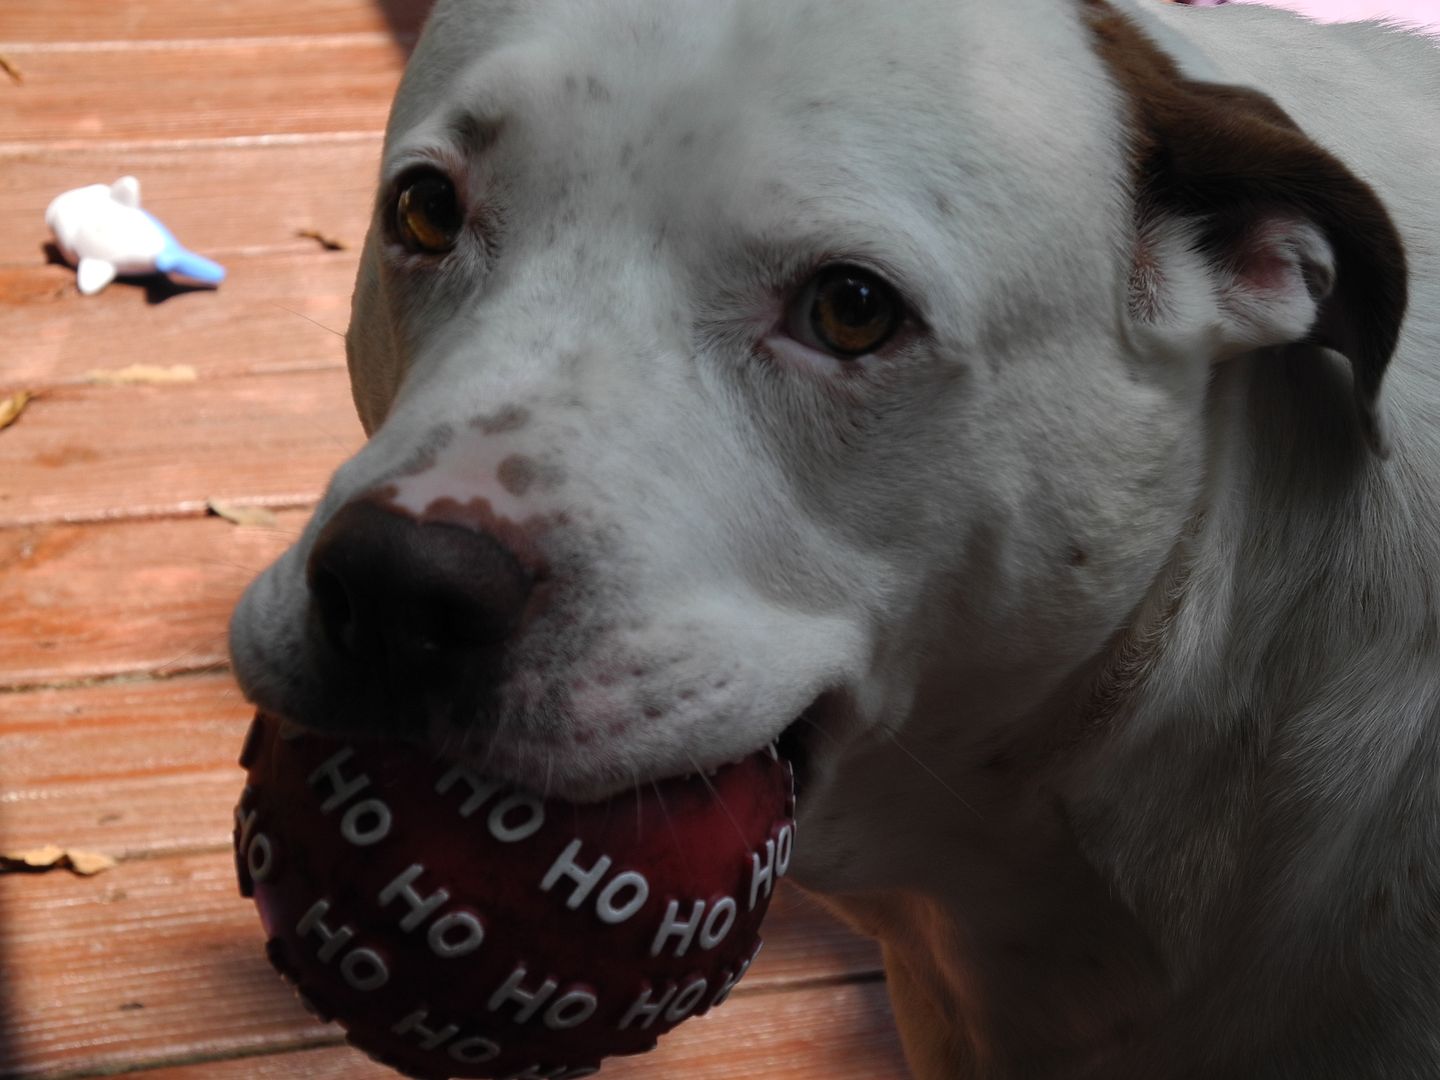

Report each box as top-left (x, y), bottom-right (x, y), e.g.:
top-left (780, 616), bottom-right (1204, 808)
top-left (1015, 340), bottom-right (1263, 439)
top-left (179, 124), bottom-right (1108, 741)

top-left (393, 169), bottom-right (463, 254)
top-left (795, 266), bottom-right (902, 358)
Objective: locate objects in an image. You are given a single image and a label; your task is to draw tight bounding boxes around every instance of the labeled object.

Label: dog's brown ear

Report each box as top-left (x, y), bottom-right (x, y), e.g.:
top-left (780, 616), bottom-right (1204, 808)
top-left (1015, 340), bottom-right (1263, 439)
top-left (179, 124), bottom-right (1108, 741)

top-left (1085, 2), bottom-right (1408, 456)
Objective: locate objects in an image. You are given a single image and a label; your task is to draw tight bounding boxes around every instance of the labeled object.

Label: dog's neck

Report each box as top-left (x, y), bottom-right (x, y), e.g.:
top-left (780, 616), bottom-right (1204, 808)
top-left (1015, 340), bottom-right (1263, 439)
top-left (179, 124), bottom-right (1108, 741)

top-left (816, 520), bottom-right (1201, 1078)
top-left (816, 350), bottom-right (1440, 1078)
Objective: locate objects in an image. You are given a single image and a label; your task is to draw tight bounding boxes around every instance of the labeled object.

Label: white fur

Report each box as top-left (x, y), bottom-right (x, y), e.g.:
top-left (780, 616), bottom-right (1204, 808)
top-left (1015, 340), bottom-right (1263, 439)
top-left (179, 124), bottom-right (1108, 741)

top-left (230, 1), bottom-right (1440, 1075)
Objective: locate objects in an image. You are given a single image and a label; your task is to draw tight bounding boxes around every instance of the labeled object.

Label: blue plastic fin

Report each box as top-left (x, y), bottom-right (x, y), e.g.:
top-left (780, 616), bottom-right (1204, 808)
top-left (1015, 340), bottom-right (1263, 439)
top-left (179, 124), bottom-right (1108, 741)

top-left (155, 245), bottom-right (227, 286)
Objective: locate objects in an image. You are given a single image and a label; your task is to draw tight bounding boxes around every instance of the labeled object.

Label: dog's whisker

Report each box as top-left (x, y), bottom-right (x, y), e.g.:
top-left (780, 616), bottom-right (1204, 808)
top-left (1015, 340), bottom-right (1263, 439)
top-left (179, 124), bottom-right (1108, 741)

top-left (178, 556), bottom-right (286, 575)
top-left (475, 708), bottom-right (507, 778)
top-left (220, 525), bottom-right (307, 540)
top-left (179, 656), bottom-right (234, 677)
top-left (632, 766), bottom-right (644, 843)
top-left (681, 747), bottom-right (751, 850)
top-left (798, 712), bottom-right (840, 744)
top-left (152, 631), bottom-right (232, 676)
top-left (650, 779), bottom-right (686, 859)
top-left (598, 787), bottom-right (616, 835)
top-left (881, 726), bottom-right (982, 819)
top-left (270, 301), bottom-right (346, 339)
top-left (434, 703), bottom-right (464, 760)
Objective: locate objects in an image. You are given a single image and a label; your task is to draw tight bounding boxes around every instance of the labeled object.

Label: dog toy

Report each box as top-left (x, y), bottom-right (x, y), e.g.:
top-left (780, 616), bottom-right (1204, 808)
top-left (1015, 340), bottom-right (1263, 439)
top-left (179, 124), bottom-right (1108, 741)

top-left (234, 714), bottom-right (795, 1079)
top-left (44, 176), bottom-right (226, 295)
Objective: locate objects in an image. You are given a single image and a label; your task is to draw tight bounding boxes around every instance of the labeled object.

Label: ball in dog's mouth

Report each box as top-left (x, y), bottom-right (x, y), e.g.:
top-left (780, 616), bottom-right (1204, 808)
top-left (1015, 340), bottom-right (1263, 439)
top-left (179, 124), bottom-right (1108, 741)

top-left (233, 713), bottom-right (796, 1079)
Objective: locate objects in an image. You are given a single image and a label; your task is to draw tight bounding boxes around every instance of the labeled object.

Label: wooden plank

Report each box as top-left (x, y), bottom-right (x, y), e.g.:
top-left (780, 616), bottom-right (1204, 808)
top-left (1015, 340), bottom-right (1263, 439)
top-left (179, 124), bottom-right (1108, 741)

top-left (0, 368), bottom-right (363, 527)
top-left (0, 139), bottom-right (381, 266)
top-left (137, 982), bottom-right (906, 1079)
top-left (0, 854), bottom-right (887, 1078)
top-left (1, 673), bottom-right (250, 787)
top-left (0, 251), bottom-right (356, 390)
top-left (0, 511), bottom-right (306, 688)
top-left (0, 673), bottom-right (253, 857)
top-left (0, 767), bottom-right (249, 861)
top-left (0, 0), bottom-right (433, 44)
top-left (0, 39), bottom-right (404, 149)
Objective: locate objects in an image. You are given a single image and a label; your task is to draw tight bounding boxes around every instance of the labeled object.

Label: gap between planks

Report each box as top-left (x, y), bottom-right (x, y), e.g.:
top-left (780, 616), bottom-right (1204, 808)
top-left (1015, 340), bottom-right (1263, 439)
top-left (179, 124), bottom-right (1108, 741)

top-left (0, 34), bottom-right (415, 55)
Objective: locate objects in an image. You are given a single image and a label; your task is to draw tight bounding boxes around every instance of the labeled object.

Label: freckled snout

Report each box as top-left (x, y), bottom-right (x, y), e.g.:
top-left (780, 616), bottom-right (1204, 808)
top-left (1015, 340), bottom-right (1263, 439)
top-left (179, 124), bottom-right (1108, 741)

top-left (305, 497), bottom-right (535, 713)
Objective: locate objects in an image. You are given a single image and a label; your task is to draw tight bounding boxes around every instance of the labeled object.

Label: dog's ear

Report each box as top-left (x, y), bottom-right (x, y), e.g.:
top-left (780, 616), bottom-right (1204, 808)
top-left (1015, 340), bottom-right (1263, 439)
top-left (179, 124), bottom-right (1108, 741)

top-left (1086, 2), bottom-right (1408, 456)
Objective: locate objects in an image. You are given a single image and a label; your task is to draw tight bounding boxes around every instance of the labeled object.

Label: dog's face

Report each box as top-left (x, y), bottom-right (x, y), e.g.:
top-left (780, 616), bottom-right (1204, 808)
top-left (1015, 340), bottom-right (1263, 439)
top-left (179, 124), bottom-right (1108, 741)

top-left (230, 0), bottom-right (1400, 892)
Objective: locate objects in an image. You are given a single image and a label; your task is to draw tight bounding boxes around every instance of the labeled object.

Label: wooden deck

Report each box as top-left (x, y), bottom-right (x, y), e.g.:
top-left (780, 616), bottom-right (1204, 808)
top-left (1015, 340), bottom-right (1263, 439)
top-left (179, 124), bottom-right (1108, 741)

top-left (0, 2), bottom-right (907, 1076)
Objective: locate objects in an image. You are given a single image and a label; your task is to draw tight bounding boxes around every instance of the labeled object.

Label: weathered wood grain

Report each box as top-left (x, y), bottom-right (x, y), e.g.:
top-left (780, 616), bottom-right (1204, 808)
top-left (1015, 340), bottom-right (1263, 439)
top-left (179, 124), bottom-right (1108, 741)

top-left (0, 673), bottom-right (253, 855)
top-left (0, 139), bottom-right (381, 266)
top-left (0, 252), bottom-right (356, 389)
top-left (1, 673), bottom-right (250, 787)
top-left (0, 511), bottom-right (307, 688)
top-left (0, 39), bottom-right (405, 148)
top-left (0, 369), bottom-right (362, 528)
top-left (135, 981), bottom-right (906, 1079)
top-left (0, 852), bottom-right (888, 1078)
top-left (0, 0), bottom-right (433, 44)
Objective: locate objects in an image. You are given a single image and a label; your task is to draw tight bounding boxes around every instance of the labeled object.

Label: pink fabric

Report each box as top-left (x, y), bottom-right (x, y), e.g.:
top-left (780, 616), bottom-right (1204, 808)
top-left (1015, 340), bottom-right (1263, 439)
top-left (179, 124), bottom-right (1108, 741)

top-left (1194, 0), bottom-right (1440, 36)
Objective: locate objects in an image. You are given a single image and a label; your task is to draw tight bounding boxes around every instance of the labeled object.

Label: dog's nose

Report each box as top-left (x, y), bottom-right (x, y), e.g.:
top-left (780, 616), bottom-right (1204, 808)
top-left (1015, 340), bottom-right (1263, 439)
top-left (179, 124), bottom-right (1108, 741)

top-left (305, 499), bottom-right (533, 686)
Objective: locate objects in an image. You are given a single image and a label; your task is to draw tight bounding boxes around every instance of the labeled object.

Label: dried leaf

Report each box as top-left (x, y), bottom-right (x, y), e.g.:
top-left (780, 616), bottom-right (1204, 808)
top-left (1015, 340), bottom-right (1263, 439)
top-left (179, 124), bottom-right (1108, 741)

top-left (0, 53), bottom-right (22, 85)
top-left (0, 390), bottom-right (34, 430)
top-left (296, 228), bottom-right (346, 252)
top-left (1, 845), bottom-right (117, 876)
top-left (67, 849), bottom-right (119, 875)
top-left (207, 498), bottom-right (279, 528)
top-left (86, 364), bottom-right (198, 385)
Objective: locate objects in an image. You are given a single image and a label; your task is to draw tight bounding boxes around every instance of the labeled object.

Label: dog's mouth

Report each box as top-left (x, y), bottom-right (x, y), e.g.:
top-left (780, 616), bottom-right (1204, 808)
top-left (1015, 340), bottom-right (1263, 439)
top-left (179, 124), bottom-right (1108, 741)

top-left (775, 716), bottom-right (815, 803)
top-left (773, 689), bottom-right (846, 805)
top-left (253, 678), bottom-right (847, 808)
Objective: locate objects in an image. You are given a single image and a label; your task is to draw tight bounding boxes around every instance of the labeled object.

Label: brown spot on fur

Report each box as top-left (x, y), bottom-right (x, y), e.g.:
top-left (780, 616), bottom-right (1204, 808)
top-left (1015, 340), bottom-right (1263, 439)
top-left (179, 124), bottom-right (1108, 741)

top-left (471, 405), bottom-right (531, 435)
top-left (1081, 0), bottom-right (1407, 453)
top-left (368, 483), bottom-right (552, 580)
top-left (497, 454), bottom-right (537, 497)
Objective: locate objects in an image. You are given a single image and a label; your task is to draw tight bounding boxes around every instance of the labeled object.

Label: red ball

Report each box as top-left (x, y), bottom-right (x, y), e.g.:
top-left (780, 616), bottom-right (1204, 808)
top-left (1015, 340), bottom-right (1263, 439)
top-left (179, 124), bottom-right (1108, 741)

top-left (233, 714), bottom-right (795, 1079)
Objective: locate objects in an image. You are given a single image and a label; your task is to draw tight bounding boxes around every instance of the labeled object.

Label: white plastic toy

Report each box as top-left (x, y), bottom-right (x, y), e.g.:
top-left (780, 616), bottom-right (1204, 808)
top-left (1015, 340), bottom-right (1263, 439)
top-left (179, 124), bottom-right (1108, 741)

top-left (45, 176), bottom-right (226, 295)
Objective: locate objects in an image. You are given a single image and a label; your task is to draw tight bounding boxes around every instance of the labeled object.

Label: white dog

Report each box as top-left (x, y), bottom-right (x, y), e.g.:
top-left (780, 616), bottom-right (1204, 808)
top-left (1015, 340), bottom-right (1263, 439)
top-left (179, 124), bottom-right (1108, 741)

top-left (230, 0), bottom-right (1440, 1074)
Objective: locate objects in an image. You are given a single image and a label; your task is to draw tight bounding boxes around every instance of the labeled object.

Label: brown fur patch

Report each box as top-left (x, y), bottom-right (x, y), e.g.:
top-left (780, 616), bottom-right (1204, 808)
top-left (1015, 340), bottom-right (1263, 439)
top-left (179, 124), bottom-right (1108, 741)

top-left (1081, 0), bottom-right (1408, 452)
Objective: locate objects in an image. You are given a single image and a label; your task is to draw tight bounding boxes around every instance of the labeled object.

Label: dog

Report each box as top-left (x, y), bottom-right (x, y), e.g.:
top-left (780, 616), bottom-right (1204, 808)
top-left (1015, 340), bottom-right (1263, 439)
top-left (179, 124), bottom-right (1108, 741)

top-left (229, 0), bottom-right (1440, 1075)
